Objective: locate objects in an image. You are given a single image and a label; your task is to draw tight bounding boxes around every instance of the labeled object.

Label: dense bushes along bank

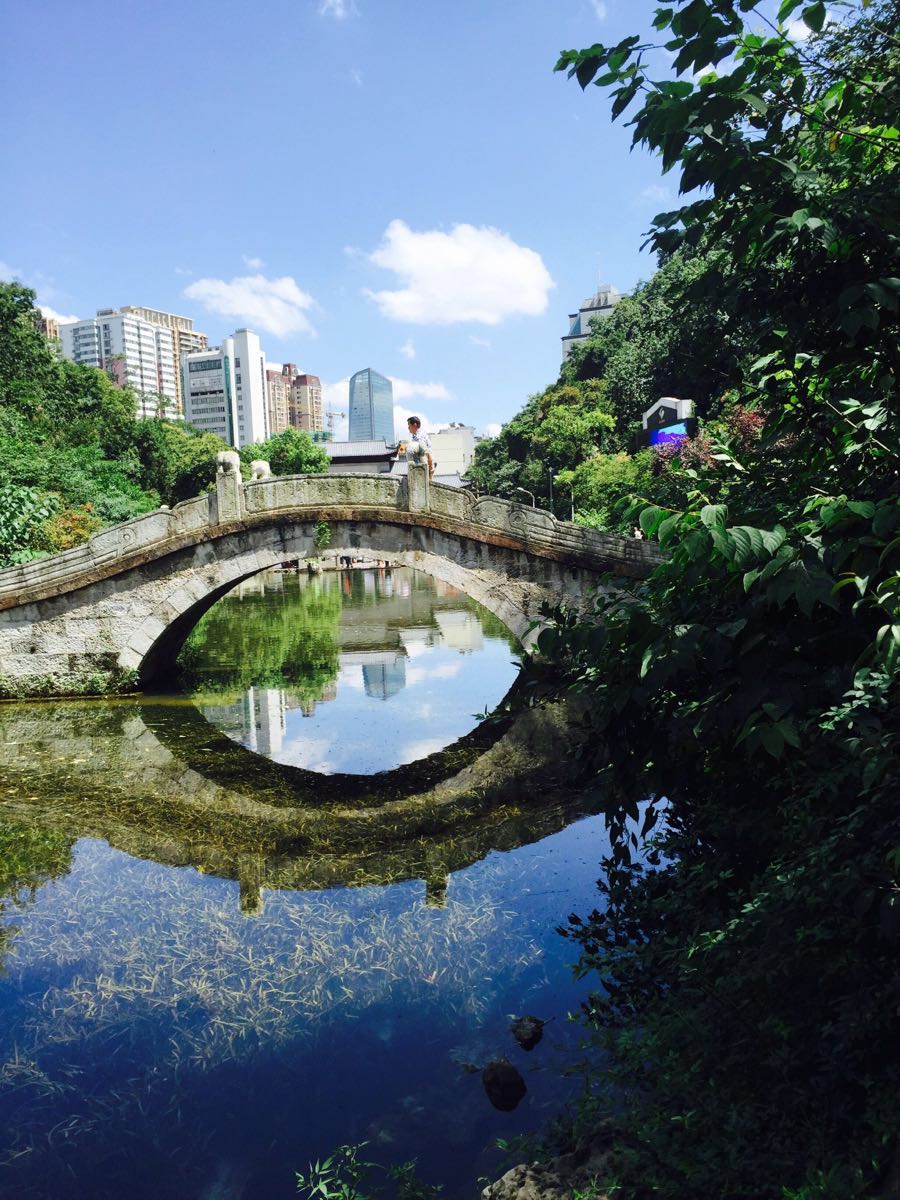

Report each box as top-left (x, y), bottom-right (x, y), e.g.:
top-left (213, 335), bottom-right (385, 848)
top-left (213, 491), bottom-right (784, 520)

top-left (518, 2), bottom-right (898, 1196)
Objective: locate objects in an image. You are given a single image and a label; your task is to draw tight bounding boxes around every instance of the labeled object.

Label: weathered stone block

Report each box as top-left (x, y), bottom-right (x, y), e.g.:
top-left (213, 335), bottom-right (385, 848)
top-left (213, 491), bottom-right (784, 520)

top-left (407, 464), bottom-right (430, 512)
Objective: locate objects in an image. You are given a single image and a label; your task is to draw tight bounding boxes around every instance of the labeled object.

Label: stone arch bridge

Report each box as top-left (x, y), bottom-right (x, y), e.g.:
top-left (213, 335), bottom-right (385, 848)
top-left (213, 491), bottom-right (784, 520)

top-left (0, 466), bottom-right (659, 698)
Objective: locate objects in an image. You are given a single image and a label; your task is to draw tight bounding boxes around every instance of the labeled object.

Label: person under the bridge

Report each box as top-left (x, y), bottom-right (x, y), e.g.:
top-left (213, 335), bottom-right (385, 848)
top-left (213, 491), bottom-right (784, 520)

top-left (399, 415), bottom-right (434, 478)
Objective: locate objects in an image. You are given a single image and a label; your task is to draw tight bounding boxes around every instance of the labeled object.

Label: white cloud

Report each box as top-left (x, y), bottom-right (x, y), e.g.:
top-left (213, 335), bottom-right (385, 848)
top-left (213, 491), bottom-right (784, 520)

top-left (406, 663), bottom-right (462, 686)
top-left (365, 219), bottom-right (555, 326)
top-left (399, 338), bottom-right (416, 360)
top-left (281, 734), bottom-right (337, 773)
top-left (322, 377), bottom-right (350, 407)
top-left (174, 265), bottom-right (193, 277)
top-left (483, 422), bottom-right (502, 438)
top-left (0, 260), bottom-right (23, 280)
top-left (40, 303), bottom-right (80, 325)
top-left (469, 334), bottom-right (491, 348)
top-left (350, 68), bottom-right (363, 87)
top-left (389, 377), bottom-right (451, 403)
top-left (319, 0), bottom-right (354, 17)
top-left (242, 254), bottom-right (265, 270)
top-left (184, 273), bottom-right (317, 339)
top-left (589, 0), bottom-right (608, 19)
top-left (400, 738), bottom-right (447, 762)
top-left (640, 184), bottom-right (674, 203)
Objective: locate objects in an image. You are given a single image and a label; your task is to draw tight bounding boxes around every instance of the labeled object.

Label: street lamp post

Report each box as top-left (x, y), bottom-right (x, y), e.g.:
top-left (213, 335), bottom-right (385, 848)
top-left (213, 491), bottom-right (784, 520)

top-left (514, 487), bottom-right (536, 508)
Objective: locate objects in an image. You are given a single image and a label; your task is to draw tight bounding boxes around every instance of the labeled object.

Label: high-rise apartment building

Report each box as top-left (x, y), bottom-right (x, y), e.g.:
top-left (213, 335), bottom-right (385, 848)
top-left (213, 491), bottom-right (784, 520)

top-left (266, 364), bottom-right (294, 435)
top-left (60, 309), bottom-right (178, 418)
top-left (291, 374), bottom-right (323, 432)
top-left (38, 313), bottom-right (61, 343)
top-left (120, 306), bottom-right (208, 416)
top-left (348, 368), bottom-right (394, 443)
top-left (182, 328), bottom-right (268, 448)
top-left (266, 365), bottom-right (324, 437)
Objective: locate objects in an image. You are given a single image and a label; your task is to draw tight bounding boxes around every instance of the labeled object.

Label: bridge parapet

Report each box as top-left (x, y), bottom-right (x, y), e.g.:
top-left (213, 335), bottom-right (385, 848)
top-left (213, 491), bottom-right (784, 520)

top-left (0, 466), bottom-right (664, 696)
top-left (0, 467), bottom-right (659, 612)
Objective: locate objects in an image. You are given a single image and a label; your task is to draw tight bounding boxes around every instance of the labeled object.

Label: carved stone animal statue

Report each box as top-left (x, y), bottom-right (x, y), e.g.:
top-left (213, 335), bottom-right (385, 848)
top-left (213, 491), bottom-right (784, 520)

top-left (249, 460), bottom-right (272, 481)
top-left (216, 450), bottom-right (241, 476)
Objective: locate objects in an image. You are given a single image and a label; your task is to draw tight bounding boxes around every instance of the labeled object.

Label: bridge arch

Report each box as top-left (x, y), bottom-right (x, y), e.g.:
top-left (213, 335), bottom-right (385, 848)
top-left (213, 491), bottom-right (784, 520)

top-left (0, 469), bottom-right (659, 698)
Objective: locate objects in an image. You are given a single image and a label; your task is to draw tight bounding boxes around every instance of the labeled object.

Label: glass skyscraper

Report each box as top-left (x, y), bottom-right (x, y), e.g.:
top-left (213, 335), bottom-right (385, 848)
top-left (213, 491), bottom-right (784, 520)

top-left (348, 368), bottom-right (394, 443)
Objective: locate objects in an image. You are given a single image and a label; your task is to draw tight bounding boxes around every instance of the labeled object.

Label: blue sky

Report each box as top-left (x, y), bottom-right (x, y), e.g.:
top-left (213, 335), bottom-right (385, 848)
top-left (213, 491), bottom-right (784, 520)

top-left (3, 0), bottom-right (680, 437)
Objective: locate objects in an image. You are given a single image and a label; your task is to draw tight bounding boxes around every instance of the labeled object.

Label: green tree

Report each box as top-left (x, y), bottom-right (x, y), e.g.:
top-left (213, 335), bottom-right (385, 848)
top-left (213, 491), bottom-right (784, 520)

top-left (239, 428), bottom-right (329, 477)
top-left (0, 483), bottom-right (59, 566)
top-left (467, 380), bottom-right (617, 510)
top-left (562, 249), bottom-right (747, 436)
top-left (0, 282), bottom-right (59, 414)
top-left (133, 419), bottom-right (228, 505)
top-left (529, 2), bottom-right (900, 1196)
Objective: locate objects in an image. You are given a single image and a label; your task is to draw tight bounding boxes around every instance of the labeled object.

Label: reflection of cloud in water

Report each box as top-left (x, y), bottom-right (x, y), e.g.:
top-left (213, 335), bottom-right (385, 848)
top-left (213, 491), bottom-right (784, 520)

top-left (406, 661), bottom-right (462, 686)
top-left (279, 736), bottom-right (336, 773)
top-left (400, 738), bottom-right (448, 763)
top-left (399, 630), bottom-right (434, 658)
top-left (337, 664), bottom-right (365, 690)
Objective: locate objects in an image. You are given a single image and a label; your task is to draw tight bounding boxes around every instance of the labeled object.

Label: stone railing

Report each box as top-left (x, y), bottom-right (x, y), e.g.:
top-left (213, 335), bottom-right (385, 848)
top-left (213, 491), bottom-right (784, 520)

top-left (0, 466), bottom-right (660, 609)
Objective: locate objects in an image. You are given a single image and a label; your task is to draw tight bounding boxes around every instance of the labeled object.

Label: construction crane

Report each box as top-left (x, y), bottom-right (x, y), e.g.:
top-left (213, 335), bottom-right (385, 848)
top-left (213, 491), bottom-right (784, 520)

top-left (326, 408), bottom-right (347, 435)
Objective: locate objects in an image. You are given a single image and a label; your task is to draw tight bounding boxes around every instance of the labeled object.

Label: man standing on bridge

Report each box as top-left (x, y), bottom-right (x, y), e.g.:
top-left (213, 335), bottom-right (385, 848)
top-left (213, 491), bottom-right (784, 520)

top-left (400, 415), bottom-right (434, 478)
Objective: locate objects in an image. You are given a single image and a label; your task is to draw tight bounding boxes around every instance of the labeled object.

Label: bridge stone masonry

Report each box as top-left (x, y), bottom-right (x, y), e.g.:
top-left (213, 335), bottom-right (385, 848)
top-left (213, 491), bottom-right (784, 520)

top-left (0, 464), bottom-right (660, 698)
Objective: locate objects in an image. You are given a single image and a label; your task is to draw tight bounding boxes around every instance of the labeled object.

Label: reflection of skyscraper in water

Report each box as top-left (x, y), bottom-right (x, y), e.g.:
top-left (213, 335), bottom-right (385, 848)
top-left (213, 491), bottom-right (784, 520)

top-left (201, 687), bottom-right (288, 755)
top-left (245, 687), bottom-right (287, 756)
top-left (362, 654), bottom-right (407, 700)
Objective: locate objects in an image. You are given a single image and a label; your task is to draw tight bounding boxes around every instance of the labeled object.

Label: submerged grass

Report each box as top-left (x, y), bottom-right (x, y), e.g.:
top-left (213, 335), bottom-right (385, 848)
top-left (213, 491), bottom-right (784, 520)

top-left (0, 835), bottom-right (580, 1189)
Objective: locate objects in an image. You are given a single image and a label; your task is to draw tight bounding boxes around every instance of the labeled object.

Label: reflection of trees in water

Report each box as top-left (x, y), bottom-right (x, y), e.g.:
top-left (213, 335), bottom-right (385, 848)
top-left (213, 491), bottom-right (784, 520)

top-left (0, 820), bottom-right (73, 972)
top-left (178, 573), bottom-right (342, 709)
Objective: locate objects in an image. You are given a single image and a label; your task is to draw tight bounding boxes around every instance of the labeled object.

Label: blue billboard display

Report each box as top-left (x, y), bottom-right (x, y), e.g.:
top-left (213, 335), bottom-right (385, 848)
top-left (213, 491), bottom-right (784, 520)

top-left (649, 421), bottom-right (689, 447)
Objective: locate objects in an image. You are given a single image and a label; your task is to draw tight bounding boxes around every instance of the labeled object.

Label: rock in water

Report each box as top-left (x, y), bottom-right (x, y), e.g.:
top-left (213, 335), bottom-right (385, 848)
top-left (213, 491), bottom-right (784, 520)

top-left (482, 1059), bottom-right (527, 1111)
top-left (509, 1015), bottom-right (544, 1051)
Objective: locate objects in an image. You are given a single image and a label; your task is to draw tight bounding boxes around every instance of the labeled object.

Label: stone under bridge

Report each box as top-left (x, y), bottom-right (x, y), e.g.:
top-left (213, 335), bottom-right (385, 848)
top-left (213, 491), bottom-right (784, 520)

top-left (0, 465), bottom-right (659, 698)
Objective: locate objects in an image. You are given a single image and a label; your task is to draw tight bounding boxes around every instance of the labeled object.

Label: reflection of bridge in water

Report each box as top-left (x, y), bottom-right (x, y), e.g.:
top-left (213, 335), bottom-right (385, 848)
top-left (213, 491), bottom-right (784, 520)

top-left (0, 694), bottom-right (598, 913)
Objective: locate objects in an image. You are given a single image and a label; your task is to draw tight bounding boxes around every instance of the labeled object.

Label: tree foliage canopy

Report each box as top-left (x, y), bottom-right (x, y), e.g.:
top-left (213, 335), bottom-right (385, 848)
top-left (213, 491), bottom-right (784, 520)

top-left (0, 283), bottom-right (328, 565)
top-left (511, 3), bottom-right (900, 1196)
top-left (239, 427), bottom-right (330, 477)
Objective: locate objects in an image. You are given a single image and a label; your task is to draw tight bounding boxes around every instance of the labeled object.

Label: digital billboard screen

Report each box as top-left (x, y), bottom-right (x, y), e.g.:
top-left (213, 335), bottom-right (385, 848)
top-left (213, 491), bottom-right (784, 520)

top-left (649, 421), bottom-right (688, 447)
